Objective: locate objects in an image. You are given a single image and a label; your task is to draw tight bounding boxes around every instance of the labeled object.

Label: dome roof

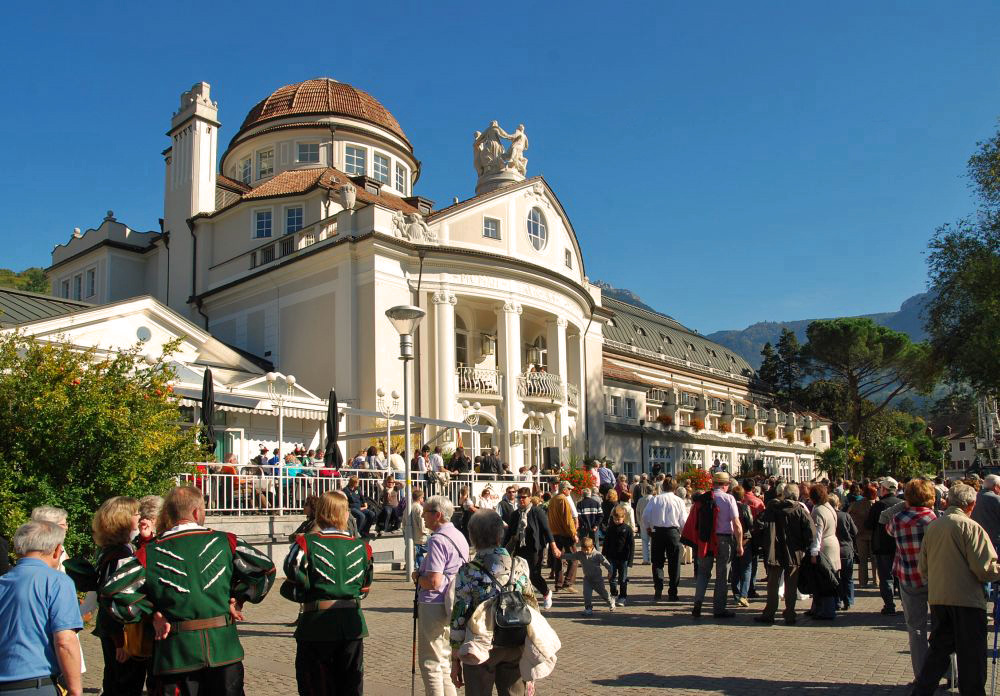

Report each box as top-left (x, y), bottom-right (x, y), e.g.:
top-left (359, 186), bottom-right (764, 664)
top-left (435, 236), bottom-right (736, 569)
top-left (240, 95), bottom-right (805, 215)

top-left (236, 78), bottom-right (409, 147)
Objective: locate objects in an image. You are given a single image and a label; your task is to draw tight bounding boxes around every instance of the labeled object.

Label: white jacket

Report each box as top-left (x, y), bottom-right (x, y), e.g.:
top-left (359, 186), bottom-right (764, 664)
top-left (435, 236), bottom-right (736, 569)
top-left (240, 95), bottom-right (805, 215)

top-left (457, 598), bottom-right (561, 682)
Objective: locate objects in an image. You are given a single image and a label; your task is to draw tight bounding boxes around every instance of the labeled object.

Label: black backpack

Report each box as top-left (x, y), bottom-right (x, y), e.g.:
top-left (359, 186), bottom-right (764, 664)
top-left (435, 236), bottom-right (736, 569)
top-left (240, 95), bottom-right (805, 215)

top-left (470, 559), bottom-right (531, 647)
top-left (695, 491), bottom-right (715, 543)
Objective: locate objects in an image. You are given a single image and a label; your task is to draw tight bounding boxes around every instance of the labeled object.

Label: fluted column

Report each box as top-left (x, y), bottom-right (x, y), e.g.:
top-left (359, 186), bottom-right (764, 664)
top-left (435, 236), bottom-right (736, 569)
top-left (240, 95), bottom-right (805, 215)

top-left (433, 290), bottom-right (457, 425)
top-left (497, 301), bottom-right (524, 473)
top-left (547, 317), bottom-right (569, 459)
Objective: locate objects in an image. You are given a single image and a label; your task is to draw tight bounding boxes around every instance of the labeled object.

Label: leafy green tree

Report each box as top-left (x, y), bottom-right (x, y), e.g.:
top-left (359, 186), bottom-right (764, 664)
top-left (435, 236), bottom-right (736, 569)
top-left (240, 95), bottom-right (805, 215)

top-left (803, 317), bottom-right (940, 438)
top-left (758, 342), bottom-right (780, 394)
top-left (818, 435), bottom-right (864, 479)
top-left (0, 334), bottom-right (198, 554)
top-left (0, 267), bottom-right (49, 294)
top-left (798, 379), bottom-right (849, 423)
top-left (930, 384), bottom-right (977, 429)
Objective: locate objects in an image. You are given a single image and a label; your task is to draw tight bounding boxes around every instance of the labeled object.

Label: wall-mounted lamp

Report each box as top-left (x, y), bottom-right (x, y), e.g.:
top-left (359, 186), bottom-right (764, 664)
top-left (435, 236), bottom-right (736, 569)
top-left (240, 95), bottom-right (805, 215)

top-left (481, 334), bottom-right (496, 356)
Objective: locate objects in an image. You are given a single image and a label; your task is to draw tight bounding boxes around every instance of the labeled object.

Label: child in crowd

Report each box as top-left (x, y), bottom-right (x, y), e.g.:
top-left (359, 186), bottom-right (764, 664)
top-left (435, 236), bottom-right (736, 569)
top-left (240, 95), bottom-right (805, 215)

top-left (566, 536), bottom-right (614, 616)
top-left (602, 504), bottom-right (635, 606)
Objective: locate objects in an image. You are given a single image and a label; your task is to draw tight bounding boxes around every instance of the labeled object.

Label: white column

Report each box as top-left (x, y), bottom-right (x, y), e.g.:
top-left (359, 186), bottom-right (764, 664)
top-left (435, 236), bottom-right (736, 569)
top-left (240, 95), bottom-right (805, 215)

top-left (433, 290), bottom-right (457, 425)
top-left (547, 317), bottom-right (568, 459)
top-left (575, 331), bottom-right (587, 453)
top-left (497, 301), bottom-right (523, 474)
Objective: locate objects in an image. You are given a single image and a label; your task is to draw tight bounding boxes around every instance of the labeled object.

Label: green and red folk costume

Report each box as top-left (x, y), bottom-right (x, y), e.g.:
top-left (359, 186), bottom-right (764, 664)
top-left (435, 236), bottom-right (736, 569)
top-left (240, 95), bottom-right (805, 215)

top-left (281, 529), bottom-right (373, 696)
top-left (100, 524), bottom-right (275, 679)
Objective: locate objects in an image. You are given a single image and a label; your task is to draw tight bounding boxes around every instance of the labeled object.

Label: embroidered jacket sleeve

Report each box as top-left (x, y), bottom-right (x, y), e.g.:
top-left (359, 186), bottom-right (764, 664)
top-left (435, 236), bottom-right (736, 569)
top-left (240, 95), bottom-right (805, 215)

top-left (100, 551), bottom-right (152, 625)
top-left (230, 534), bottom-right (276, 604)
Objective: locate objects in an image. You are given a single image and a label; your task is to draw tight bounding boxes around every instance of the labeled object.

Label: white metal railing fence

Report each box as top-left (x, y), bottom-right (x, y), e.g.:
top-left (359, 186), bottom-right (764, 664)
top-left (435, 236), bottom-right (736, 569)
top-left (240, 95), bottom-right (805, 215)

top-left (181, 467), bottom-right (540, 516)
top-left (516, 371), bottom-right (564, 401)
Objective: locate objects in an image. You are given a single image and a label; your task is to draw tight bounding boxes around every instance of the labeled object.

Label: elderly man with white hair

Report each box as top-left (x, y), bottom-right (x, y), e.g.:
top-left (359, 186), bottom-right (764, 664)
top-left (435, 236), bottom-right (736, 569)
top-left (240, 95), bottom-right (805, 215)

top-left (911, 483), bottom-right (1000, 696)
top-left (0, 521), bottom-right (83, 696)
top-left (412, 495), bottom-right (470, 696)
top-left (971, 473), bottom-right (1000, 554)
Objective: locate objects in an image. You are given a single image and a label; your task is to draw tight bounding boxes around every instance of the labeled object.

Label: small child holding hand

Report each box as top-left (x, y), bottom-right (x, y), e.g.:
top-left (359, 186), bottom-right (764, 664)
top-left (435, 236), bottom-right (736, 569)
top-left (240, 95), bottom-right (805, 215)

top-left (566, 536), bottom-right (614, 616)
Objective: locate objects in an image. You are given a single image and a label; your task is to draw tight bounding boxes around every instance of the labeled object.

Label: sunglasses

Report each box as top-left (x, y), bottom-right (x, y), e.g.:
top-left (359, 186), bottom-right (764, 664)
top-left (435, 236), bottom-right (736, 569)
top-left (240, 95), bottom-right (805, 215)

top-left (518, 495), bottom-right (530, 499)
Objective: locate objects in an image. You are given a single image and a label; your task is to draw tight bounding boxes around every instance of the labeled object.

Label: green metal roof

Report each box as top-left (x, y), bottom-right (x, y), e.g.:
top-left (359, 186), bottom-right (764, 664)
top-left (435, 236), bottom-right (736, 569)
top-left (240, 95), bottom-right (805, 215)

top-left (0, 287), bottom-right (91, 328)
top-left (601, 297), bottom-right (755, 379)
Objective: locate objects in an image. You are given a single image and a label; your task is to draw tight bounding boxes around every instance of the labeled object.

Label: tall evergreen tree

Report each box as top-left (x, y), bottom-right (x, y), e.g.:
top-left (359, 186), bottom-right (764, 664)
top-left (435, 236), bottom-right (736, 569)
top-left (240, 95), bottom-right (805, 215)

top-left (775, 328), bottom-right (803, 405)
top-left (758, 342), bottom-right (780, 394)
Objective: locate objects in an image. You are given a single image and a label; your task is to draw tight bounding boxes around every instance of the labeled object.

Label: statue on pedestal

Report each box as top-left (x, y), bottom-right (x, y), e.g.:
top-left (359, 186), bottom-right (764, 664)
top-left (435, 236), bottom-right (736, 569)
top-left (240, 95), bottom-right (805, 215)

top-left (472, 121), bottom-right (529, 182)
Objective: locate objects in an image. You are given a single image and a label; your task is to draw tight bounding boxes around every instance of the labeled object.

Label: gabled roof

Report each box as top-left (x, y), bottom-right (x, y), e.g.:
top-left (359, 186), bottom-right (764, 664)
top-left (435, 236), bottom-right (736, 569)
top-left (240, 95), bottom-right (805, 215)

top-left (0, 288), bottom-right (92, 328)
top-left (602, 297), bottom-right (755, 379)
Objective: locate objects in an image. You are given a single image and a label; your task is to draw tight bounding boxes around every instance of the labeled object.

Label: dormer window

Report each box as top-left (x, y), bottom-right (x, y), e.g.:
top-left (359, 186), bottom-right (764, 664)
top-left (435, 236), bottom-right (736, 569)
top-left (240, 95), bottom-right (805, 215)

top-left (373, 153), bottom-right (390, 184)
top-left (483, 217), bottom-right (501, 240)
top-left (634, 325), bottom-right (646, 337)
top-left (345, 146), bottom-right (366, 176)
top-left (257, 149), bottom-right (274, 179)
top-left (297, 143), bottom-right (319, 163)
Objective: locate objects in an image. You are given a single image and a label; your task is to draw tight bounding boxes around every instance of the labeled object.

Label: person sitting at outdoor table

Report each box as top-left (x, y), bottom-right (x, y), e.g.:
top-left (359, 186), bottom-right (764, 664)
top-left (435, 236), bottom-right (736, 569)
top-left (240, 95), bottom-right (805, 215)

top-left (376, 475), bottom-right (403, 537)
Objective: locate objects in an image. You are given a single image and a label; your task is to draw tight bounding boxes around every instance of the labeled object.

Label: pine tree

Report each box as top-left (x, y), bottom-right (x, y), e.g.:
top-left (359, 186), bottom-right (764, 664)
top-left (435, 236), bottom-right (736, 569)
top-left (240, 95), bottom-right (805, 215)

top-left (775, 328), bottom-right (803, 406)
top-left (759, 342), bottom-right (780, 394)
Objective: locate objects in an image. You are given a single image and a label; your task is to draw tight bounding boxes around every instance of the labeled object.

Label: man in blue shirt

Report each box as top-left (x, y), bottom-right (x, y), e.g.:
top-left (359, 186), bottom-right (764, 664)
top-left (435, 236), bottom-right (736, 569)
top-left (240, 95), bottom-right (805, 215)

top-left (0, 520), bottom-right (83, 695)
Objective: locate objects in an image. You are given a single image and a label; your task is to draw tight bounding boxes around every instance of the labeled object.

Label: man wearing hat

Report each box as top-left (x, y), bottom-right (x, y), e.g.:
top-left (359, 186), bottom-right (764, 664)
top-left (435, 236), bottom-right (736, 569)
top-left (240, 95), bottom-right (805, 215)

top-left (683, 471), bottom-right (743, 618)
top-left (866, 476), bottom-right (902, 615)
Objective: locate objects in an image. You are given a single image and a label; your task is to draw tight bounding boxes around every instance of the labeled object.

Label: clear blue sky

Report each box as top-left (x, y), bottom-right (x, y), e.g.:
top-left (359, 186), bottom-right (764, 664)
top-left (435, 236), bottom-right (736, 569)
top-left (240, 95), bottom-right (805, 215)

top-left (2, 2), bottom-right (998, 332)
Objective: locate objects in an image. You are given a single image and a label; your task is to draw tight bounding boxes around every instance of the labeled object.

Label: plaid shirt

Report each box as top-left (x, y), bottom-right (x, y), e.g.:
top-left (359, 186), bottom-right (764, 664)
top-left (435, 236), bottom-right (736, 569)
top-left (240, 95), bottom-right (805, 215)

top-left (887, 506), bottom-right (937, 589)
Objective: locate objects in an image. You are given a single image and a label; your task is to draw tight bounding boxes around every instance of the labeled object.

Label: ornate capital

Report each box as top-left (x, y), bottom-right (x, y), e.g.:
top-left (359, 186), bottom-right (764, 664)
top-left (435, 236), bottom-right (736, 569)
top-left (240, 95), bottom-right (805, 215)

top-left (500, 300), bottom-right (522, 315)
top-left (432, 291), bottom-right (457, 306)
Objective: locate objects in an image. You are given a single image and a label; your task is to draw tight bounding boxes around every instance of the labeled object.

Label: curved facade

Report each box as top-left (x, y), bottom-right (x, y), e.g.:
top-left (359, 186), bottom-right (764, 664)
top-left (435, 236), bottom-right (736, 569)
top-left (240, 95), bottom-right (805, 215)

top-left (46, 79), bottom-right (831, 477)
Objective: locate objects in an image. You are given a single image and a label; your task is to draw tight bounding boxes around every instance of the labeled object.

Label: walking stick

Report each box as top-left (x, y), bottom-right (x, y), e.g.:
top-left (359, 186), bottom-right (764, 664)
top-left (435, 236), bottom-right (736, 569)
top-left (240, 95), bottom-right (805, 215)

top-left (411, 584), bottom-right (419, 696)
top-left (991, 587), bottom-right (1000, 696)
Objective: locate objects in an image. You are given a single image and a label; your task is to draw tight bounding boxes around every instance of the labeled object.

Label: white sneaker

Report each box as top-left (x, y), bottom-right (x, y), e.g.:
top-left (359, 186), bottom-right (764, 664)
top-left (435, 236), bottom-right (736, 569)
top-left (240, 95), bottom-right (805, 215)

top-left (543, 592), bottom-right (552, 609)
top-left (609, 597), bottom-right (616, 610)
top-left (618, 597), bottom-right (626, 607)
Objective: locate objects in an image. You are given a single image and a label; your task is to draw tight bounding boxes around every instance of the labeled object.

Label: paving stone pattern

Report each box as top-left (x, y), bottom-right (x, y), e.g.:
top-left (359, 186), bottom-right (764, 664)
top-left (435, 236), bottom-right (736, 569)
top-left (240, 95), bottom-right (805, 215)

top-left (80, 561), bottom-right (923, 695)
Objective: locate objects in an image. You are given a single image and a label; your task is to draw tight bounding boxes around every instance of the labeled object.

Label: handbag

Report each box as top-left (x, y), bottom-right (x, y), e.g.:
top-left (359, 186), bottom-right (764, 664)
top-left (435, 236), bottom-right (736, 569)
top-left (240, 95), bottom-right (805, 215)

top-left (122, 618), bottom-right (153, 659)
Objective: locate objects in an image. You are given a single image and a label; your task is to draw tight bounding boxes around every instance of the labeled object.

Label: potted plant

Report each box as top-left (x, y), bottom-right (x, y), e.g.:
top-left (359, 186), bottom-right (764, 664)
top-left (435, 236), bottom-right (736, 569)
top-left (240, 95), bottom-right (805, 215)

top-left (658, 412), bottom-right (674, 426)
top-left (691, 418), bottom-right (705, 432)
top-left (719, 421), bottom-right (732, 434)
top-left (804, 434), bottom-right (813, 446)
top-left (742, 425), bottom-right (755, 437)
top-left (766, 428), bottom-right (777, 440)
top-left (677, 466), bottom-right (712, 492)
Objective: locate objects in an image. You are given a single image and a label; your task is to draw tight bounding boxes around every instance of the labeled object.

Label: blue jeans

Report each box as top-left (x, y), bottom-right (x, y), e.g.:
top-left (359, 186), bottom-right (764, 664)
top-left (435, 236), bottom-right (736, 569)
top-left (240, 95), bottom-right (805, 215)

top-left (730, 543), bottom-right (752, 599)
top-left (608, 560), bottom-right (630, 599)
top-left (694, 535), bottom-right (734, 614)
top-left (839, 555), bottom-right (855, 607)
top-left (414, 543), bottom-right (427, 569)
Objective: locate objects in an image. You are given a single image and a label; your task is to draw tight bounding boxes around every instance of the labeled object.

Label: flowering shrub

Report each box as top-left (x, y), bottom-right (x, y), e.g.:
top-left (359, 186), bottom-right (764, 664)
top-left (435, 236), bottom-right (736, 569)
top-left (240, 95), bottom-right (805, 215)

top-left (691, 418), bottom-right (705, 431)
top-left (804, 434), bottom-right (813, 446)
top-left (742, 425), bottom-right (755, 437)
top-left (719, 421), bottom-right (732, 433)
top-left (677, 467), bottom-right (712, 492)
top-left (658, 412), bottom-right (674, 426)
top-left (558, 464), bottom-right (592, 496)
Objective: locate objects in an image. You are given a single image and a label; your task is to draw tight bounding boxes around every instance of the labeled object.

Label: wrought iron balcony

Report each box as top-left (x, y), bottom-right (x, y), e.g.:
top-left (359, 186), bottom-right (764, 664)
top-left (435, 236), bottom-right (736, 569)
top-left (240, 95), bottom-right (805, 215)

top-left (456, 367), bottom-right (502, 397)
top-left (517, 371), bottom-right (564, 402)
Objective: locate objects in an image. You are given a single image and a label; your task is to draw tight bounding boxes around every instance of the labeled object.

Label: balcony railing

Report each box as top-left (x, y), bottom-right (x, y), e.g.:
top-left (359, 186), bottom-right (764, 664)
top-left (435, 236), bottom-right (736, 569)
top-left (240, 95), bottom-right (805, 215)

top-left (517, 371), bottom-right (564, 401)
top-left (244, 217), bottom-right (338, 270)
top-left (457, 367), bottom-right (502, 397)
top-left (567, 383), bottom-right (579, 408)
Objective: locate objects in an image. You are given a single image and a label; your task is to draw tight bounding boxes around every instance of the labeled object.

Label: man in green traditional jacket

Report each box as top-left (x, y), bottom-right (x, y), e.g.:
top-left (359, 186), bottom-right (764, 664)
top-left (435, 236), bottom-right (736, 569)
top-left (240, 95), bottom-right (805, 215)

top-left (101, 485), bottom-right (275, 695)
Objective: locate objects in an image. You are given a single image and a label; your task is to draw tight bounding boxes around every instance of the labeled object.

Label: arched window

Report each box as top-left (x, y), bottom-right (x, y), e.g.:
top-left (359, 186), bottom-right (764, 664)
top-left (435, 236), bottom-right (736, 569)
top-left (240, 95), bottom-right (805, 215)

top-left (526, 208), bottom-right (547, 251)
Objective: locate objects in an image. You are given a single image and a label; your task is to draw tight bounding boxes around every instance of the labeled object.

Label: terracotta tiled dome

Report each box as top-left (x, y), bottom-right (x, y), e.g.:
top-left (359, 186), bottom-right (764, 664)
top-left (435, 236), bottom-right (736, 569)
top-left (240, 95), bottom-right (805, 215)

top-left (237, 78), bottom-right (409, 147)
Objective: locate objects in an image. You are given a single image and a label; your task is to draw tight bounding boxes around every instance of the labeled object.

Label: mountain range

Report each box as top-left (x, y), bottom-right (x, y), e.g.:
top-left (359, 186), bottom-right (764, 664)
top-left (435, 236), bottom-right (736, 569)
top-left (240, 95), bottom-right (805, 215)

top-left (596, 281), bottom-right (930, 370)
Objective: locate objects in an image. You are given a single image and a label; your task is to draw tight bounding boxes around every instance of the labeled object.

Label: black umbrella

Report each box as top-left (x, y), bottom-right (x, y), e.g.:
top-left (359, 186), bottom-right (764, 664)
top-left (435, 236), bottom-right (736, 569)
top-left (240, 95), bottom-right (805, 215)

top-left (200, 368), bottom-right (217, 458)
top-left (324, 389), bottom-right (344, 468)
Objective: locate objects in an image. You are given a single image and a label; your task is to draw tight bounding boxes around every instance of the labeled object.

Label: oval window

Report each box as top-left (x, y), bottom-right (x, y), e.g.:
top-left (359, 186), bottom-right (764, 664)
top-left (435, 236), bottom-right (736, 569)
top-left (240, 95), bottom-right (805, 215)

top-left (526, 207), bottom-right (547, 251)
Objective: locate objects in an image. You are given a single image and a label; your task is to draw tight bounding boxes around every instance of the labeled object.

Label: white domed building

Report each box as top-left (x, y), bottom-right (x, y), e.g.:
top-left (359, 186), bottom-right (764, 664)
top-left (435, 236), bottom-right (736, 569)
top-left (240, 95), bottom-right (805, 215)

top-left (46, 78), bottom-right (831, 477)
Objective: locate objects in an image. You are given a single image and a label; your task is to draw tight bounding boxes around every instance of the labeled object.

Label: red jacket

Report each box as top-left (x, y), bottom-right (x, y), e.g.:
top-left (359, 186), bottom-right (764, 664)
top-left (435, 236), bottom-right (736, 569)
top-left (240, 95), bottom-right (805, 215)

top-left (744, 492), bottom-right (765, 520)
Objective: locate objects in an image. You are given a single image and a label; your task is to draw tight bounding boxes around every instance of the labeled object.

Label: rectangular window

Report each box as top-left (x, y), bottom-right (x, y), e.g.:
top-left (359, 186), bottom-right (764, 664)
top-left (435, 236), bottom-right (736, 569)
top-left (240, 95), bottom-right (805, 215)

top-left (254, 210), bottom-right (272, 239)
top-left (565, 249), bottom-right (572, 268)
top-left (73, 274), bottom-right (82, 300)
top-left (609, 395), bottom-right (621, 417)
top-left (345, 146), bottom-right (366, 175)
top-left (61, 280), bottom-right (70, 298)
top-left (395, 163), bottom-right (407, 193)
top-left (285, 206), bottom-right (303, 235)
top-left (85, 268), bottom-right (95, 298)
top-left (821, 429), bottom-right (827, 443)
top-left (456, 333), bottom-right (468, 366)
top-left (624, 398), bottom-right (636, 419)
top-left (373, 153), bottom-right (390, 184)
top-left (257, 149), bottom-right (274, 179)
top-left (483, 218), bottom-right (500, 240)
top-left (297, 143), bottom-right (319, 163)
top-left (240, 157), bottom-right (252, 184)
top-left (960, 442), bottom-right (967, 452)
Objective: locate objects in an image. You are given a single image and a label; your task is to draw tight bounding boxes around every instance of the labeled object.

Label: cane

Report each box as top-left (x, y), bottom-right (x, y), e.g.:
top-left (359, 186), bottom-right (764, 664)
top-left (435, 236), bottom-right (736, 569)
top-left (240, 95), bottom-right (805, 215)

top-left (991, 586), bottom-right (1000, 696)
top-left (411, 584), bottom-right (419, 696)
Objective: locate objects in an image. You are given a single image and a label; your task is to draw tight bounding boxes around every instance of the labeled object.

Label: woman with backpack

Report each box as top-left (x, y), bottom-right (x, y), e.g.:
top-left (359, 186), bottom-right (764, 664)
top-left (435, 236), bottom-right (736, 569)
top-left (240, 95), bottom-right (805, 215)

top-left (449, 510), bottom-right (536, 695)
top-left (601, 504), bottom-right (635, 607)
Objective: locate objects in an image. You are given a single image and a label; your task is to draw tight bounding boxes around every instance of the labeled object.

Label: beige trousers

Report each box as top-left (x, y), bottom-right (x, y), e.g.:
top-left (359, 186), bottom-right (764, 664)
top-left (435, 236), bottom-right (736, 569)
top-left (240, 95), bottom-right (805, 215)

top-left (418, 601), bottom-right (458, 696)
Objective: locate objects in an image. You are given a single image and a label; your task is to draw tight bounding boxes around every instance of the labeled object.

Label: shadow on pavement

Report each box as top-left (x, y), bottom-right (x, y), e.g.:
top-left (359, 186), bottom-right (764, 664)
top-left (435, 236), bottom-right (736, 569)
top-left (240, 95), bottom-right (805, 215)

top-left (590, 674), bottom-right (910, 693)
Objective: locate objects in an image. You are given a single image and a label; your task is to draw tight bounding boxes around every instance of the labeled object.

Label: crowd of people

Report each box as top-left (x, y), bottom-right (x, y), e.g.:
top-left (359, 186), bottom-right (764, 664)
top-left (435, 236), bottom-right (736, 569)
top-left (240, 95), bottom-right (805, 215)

top-left (5, 465), bottom-right (1000, 695)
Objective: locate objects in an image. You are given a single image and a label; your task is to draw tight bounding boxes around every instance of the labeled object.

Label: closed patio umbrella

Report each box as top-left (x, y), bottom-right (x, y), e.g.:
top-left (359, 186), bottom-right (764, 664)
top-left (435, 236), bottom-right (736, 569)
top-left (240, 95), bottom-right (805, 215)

top-left (324, 389), bottom-right (344, 468)
top-left (200, 368), bottom-right (217, 458)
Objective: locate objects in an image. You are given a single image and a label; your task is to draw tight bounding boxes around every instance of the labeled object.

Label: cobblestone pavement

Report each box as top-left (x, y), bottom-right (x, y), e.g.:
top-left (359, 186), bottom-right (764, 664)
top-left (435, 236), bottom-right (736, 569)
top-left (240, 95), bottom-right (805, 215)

top-left (81, 561), bottom-right (921, 695)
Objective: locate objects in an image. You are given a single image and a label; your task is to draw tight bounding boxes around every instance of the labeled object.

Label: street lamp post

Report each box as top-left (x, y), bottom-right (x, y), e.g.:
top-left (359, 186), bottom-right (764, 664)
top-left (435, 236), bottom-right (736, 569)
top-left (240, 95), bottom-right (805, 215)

top-left (376, 388), bottom-right (401, 459)
top-left (266, 372), bottom-right (296, 513)
top-left (385, 304), bottom-right (425, 575)
top-left (462, 400), bottom-right (482, 457)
